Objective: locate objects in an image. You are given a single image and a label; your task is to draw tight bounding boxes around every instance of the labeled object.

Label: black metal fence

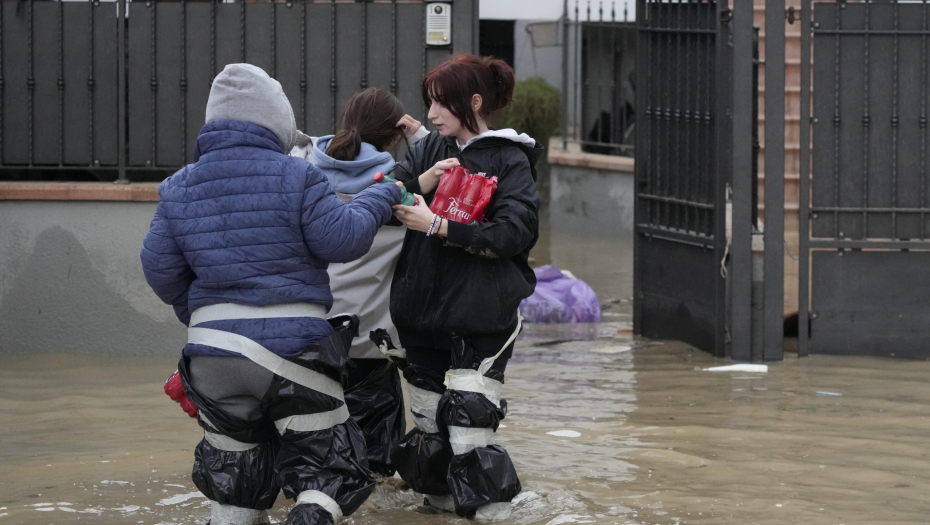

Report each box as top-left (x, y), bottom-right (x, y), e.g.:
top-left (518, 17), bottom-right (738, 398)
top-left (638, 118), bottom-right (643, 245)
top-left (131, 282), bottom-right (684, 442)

top-left (799, 0), bottom-right (930, 358)
top-left (0, 0), bottom-right (477, 182)
top-left (561, 0), bottom-right (636, 156)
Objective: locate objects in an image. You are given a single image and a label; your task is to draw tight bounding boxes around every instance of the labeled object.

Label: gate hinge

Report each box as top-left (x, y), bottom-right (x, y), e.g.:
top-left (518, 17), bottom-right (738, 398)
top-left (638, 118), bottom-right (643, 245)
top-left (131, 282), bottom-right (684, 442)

top-left (720, 8), bottom-right (733, 25)
top-left (786, 6), bottom-right (797, 24)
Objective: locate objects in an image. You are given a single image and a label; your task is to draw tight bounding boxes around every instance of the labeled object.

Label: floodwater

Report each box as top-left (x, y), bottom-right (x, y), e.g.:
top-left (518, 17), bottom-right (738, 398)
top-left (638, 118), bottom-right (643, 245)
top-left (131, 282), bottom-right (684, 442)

top-left (3, 196), bottom-right (930, 524)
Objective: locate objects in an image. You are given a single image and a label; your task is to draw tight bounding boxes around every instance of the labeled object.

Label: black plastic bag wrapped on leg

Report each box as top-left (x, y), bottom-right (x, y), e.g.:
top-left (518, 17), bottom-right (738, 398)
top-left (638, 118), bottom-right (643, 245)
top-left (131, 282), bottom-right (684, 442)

top-left (343, 358), bottom-right (406, 476)
top-left (446, 445), bottom-right (521, 516)
top-left (368, 329), bottom-right (408, 371)
top-left (284, 503), bottom-right (336, 525)
top-left (192, 437), bottom-right (280, 510)
top-left (391, 428), bottom-right (455, 495)
top-left (436, 390), bottom-right (506, 433)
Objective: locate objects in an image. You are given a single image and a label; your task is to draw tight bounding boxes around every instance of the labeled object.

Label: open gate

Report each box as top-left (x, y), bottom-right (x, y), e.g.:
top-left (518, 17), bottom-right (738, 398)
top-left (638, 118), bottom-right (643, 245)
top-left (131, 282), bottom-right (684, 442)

top-left (799, 0), bottom-right (930, 358)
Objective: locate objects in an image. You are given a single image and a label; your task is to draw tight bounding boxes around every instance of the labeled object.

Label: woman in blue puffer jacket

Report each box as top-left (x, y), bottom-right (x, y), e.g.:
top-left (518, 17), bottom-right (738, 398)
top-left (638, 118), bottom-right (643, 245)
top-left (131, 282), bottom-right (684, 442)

top-left (140, 64), bottom-right (400, 525)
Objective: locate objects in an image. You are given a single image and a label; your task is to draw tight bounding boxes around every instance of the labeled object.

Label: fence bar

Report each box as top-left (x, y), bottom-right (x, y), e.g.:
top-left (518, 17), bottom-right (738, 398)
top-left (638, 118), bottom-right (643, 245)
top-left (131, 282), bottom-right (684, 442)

top-left (28, 0), bottom-right (34, 166)
top-left (575, 0), bottom-right (582, 142)
top-left (809, 239), bottom-right (930, 250)
top-left (330, 0), bottom-right (337, 129)
top-left (270, 0), bottom-right (276, 78)
top-left (210, 0), bottom-right (216, 79)
top-left (360, 0), bottom-right (367, 89)
top-left (300, 0), bottom-right (307, 130)
top-left (181, 0), bottom-right (188, 165)
top-left (58, 0), bottom-right (64, 166)
top-left (764, 0), bottom-right (786, 361)
top-left (117, 0), bottom-right (128, 182)
top-left (731, 0), bottom-right (754, 361)
top-left (562, 0), bottom-right (569, 150)
top-left (862, 0), bottom-right (870, 239)
top-left (798, 0), bottom-right (812, 356)
top-left (683, 1), bottom-right (694, 232)
top-left (240, 0), bottom-right (246, 63)
top-left (87, 0), bottom-right (95, 167)
top-left (892, 0), bottom-right (900, 239)
top-left (391, 0), bottom-right (398, 95)
top-left (923, 0), bottom-right (929, 240)
top-left (150, 0), bottom-right (157, 168)
top-left (713, 0), bottom-right (728, 358)
top-left (0, 0), bottom-right (4, 165)
top-left (703, 0), bottom-right (713, 236)
top-left (831, 3), bottom-right (841, 238)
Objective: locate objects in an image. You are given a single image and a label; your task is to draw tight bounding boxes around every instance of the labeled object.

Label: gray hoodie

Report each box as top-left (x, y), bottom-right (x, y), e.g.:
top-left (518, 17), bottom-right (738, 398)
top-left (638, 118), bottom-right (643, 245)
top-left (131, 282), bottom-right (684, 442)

top-left (205, 63), bottom-right (297, 152)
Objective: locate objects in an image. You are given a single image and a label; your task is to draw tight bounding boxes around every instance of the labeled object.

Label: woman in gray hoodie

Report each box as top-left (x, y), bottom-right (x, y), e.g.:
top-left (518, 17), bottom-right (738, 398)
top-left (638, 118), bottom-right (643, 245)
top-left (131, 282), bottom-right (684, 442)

top-left (291, 87), bottom-right (427, 477)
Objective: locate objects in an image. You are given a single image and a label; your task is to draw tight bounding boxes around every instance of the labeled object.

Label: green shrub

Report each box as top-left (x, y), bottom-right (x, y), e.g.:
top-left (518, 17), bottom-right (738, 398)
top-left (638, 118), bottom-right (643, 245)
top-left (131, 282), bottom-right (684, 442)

top-left (494, 78), bottom-right (561, 147)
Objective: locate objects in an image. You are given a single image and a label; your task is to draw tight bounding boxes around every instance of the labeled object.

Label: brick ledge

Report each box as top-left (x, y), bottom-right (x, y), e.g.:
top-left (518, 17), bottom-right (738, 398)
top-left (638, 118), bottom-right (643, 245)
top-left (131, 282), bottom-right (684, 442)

top-left (0, 182), bottom-right (160, 202)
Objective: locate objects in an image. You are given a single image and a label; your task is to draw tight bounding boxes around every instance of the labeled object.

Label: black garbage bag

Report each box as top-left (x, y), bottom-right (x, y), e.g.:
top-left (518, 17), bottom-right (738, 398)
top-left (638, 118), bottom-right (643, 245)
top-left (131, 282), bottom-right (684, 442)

top-left (343, 358), bottom-right (406, 476)
top-left (391, 428), bottom-right (454, 495)
top-left (192, 437), bottom-right (280, 510)
top-left (368, 329), bottom-right (409, 371)
top-left (446, 445), bottom-right (521, 516)
top-left (284, 503), bottom-right (336, 525)
top-left (436, 390), bottom-right (506, 433)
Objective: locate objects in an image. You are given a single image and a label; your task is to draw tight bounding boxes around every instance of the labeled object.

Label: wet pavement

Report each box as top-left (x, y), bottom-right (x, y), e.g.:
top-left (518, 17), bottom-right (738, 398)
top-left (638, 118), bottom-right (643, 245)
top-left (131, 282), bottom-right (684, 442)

top-left (3, 201), bottom-right (930, 524)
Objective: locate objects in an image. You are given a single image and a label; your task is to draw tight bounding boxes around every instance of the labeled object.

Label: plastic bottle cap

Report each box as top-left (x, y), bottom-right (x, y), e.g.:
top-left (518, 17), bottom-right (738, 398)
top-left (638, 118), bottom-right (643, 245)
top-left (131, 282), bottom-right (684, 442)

top-left (373, 172), bottom-right (384, 182)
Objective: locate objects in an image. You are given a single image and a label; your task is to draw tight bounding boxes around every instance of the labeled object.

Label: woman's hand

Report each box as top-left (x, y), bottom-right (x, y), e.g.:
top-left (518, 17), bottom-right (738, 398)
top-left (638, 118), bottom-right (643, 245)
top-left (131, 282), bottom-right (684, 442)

top-left (418, 158), bottom-right (460, 195)
top-left (394, 194), bottom-right (445, 236)
top-left (396, 114), bottom-right (423, 139)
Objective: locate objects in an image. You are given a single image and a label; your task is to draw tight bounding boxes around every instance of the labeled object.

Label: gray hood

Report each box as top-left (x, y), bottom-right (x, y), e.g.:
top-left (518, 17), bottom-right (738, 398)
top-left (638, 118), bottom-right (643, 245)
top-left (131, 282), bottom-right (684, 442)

top-left (205, 63), bottom-right (297, 152)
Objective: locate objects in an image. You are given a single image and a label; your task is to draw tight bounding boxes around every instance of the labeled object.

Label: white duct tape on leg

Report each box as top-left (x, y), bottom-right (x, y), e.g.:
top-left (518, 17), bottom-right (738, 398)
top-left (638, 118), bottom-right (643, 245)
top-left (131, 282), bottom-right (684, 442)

top-left (473, 502), bottom-right (513, 522)
top-left (408, 384), bottom-right (442, 434)
top-left (199, 412), bottom-right (260, 451)
top-left (274, 404), bottom-right (351, 434)
top-left (296, 490), bottom-right (343, 523)
top-left (443, 312), bottom-right (521, 408)
top-left (447, 426), bottom-right (496, 455)
top-left (210, 502), bottom-right (270, 525)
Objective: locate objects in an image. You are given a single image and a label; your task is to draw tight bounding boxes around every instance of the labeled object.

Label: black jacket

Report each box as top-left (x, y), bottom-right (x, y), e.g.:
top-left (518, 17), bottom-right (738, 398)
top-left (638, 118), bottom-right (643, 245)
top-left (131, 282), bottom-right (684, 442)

top-left (388, 131), bottom-right (543, 351)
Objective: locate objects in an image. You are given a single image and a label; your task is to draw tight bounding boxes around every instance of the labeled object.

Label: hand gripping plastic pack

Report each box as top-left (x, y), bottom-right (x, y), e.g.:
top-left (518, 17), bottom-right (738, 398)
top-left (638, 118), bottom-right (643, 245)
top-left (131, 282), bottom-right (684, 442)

top-left (429, 166), bottom-right (498, 224)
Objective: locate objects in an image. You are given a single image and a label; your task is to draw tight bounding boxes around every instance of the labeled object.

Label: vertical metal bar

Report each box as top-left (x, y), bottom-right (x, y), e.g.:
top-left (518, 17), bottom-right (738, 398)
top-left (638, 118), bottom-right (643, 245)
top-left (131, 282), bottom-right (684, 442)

top-left (633, 0), bottom-right (646, 335)
top-left (683, 1), bottom-right (693, 232)
top-left (300, 0), bottom-right (307, 130)
top-left (117, 0), bottom-right (128, 182)
top-left (832, 3), bottom-right (841, 238)
top-left (0, 0), bottom-right (4, 166)
top-left (703, 0), bottom-right (713, 235)
top-left (713, 0), bottom-right (729, 357)
top-left (732, 0), bottom-right (754, 361)
top-left (150, 0), bottom-right (158, 167)
top-left (181, 0), bottom-right (188, 165)
top-left (798, 0), bottom-right (812, 357)
top-left (210, 0), bottom-right (216, 79)
top-left (240, 0), bottom-right (246, 63)
top-left (391, 0), bottom-right (398, 96)
top-left (270, 0), bottom-right (276, 78)
top-left (562, 0), bottom-right (569, 150)
top-left (574, 0), bottom-right (580, 143)
top-left (58, 0), bottom-right (64, 166)
top-left (576, 1), bottom-right (584, 142)
top-left (764, 0), bottom-right (786, 361)
top-left (673, 0), bottom-right (683, 229)
top-left (922, 0), bottom-right (928, 239)
top-left (891, 0), bottom-right (900, 239)
top-left (331, 0), bottom-right (337, 130)
top-left (28, 0), bottom-right (34, 166)
top-left (360, 0), bottom-right (367, 89)
top-left (662, 0), bottom-right (672, 227)
top-left (87, 0), bottom-right (95, 167)
top-left (862, 0), bottom-right (870, 239)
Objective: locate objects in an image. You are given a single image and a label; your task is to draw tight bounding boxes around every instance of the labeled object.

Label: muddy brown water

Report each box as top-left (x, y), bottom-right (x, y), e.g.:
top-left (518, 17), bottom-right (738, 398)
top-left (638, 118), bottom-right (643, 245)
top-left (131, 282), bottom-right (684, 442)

top-left (3, 205), bottom-right (930, 524)
top-left (3, 324), bottom-right (930, 525)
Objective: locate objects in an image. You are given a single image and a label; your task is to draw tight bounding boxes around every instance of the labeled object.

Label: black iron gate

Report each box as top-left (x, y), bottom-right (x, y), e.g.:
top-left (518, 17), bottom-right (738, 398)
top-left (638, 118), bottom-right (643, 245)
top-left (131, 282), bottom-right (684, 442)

top-left (799, 0), bottom-right (930, 358)
top-left (0, 0), bottom-right (477, 182)
top-left (634, 0), bottom-right (731, 356)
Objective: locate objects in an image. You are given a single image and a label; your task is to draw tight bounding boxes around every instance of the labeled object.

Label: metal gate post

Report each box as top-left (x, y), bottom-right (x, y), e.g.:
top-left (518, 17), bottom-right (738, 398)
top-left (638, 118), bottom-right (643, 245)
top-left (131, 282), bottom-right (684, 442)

top-left (797, 0), bottom-right (811, 357)
top-left (763, 0), bottom-right (786, 360)
top-left (116, 0), bottom-right (128, 184)
top-left (730, 0), bottom-right (755, 361)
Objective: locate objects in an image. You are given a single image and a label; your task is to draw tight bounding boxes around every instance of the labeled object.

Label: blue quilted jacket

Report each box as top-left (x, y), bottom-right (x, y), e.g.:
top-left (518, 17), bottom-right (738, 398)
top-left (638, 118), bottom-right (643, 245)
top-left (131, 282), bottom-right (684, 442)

top-left (141, 119), bottom-right (401, 357)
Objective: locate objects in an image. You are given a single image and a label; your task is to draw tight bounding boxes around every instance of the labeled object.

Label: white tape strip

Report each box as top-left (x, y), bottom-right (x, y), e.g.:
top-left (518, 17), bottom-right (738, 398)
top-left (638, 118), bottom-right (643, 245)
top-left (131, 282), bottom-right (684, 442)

top-left (190, 302), bottom-right (327, 326)
top-left (210, 502), bottom-right (270, 525)
top-left (443, 311), bottom-right (521, 407)
top-left (188, 328), bottom-right (345, 402)
top-left (408, 384), bottom-right (442, 433)
top-left (204, 431), bottom-right (260, 452)
top-left (296, 490), bottom-right (343, 522)
top-left (274, 404), bottom-right (351, 434)
top-left (448, 426), bottom-right (496, 455)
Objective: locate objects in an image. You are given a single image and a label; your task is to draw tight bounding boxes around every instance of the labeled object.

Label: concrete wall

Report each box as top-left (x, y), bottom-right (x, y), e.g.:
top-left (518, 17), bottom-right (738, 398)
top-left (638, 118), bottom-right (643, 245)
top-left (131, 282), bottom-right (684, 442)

top-left (0, 201), bottom-right (186, 355)
top-left (549, 163), bottom-right (634, 237)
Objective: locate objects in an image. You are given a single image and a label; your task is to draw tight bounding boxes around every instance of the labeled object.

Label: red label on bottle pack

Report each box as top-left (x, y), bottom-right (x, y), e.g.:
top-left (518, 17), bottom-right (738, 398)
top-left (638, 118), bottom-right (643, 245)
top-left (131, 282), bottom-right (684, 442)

top-left (429, 166), bottom-right (498, 224)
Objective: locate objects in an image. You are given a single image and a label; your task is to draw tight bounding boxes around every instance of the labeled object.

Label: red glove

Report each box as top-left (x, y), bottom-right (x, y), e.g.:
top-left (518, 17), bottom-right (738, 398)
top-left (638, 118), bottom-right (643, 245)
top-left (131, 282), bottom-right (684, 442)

top-left (164, 370), bottom-right (198, 419)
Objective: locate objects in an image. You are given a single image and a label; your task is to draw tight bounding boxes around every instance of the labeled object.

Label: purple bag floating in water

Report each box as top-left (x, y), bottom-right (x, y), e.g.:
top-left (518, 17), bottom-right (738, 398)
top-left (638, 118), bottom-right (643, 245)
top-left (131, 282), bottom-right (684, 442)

top-left (520, 265), bottom-right (602, 323)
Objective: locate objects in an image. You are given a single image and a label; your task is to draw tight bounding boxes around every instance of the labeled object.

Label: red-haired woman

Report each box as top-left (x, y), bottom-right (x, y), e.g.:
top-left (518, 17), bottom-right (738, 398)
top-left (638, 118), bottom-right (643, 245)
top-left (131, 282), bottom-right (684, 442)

top-left (388, 55), bottom-right (543, 520)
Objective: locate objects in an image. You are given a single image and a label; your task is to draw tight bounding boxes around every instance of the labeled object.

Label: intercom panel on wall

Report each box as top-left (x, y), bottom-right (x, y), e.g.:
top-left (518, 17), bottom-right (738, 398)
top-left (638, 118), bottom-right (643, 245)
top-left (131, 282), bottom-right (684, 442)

top-left (426, 2), bottom-right (452, 46)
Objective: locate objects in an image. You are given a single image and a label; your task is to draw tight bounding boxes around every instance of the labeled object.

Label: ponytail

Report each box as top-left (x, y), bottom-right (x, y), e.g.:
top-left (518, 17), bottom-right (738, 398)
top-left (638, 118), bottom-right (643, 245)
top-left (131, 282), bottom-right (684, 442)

top-left (484, 57), bottom-right (515, 112)
top-left (325, 128), bottom-right (362, 162)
